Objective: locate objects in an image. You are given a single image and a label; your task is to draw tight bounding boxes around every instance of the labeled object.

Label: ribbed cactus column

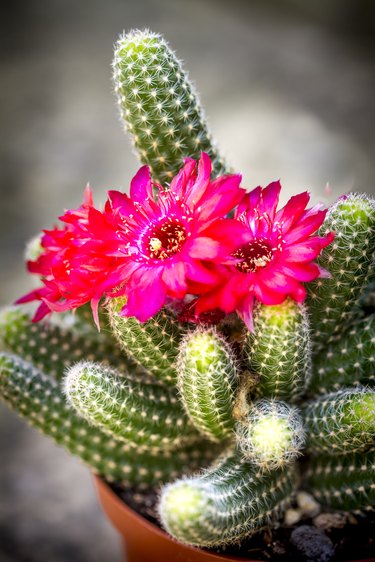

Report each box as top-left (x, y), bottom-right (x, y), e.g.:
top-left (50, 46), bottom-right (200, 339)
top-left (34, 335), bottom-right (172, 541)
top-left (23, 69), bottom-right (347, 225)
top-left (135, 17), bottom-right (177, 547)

top-left (309, 314), bottom-right (375, 395)
top-left (177, 327), bottom-right (238, 441)
top-left (0, 353), bottom-right (211, 487)
top-left (107, 298), bottom-right (184, 385)
top-left (112, 29), bottom-right (226, 183)
top-left (65, 361), bottom-right (201, 452)
top-left (235, 399), bottom-right (305, 470)
top-left (159, 448), bottom-right (296, 547)
top-left (302, 387), bottom-right (375, 455)
top-left (307, 193), bottom-right (375, 349)
top-left (0, 307), bottom-right (142, 381)
top-left (306, 450), bottom-right (375, 511)
top-left (245, 300), bottom-right (311, 402)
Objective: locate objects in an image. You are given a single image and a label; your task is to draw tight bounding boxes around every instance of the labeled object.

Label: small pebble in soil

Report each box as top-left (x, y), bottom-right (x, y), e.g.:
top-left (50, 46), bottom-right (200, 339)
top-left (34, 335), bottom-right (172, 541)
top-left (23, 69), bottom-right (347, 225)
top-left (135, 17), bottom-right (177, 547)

top-left (313, 512), bottom-right (348, 532)
top-left (290, 525), bottom-right (335, 562)
top-left (297, 491), bottom-right (321, 518)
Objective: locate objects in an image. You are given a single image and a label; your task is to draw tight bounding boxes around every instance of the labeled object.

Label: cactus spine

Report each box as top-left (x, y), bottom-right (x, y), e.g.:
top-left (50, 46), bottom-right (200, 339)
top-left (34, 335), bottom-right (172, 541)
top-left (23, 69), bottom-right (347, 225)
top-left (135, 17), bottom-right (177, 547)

top-left (307, 193), bottom-right (375, 350)
top-left (107, 298), bottom-right (183, 385)
top-left (302, 387), bottom-right (375, 455)
top-left (0, 353), bottom-right (213, 487)
top-left (159, 448), bottom-right (296, 547)
top-left (113, 30), bottom-right (226, 184)
top-left (245, 300), bottom-right (311, 402)
top-left (177, 327), bottom-right (238, 441)
top-left (65, 361), bottom-right (201, 451)
top-left (235, 399), bottom-right (305, 470)
top-left (306, 449), bottom-right (375, 512)
top-left (309, 314), bottom-right (375, 395)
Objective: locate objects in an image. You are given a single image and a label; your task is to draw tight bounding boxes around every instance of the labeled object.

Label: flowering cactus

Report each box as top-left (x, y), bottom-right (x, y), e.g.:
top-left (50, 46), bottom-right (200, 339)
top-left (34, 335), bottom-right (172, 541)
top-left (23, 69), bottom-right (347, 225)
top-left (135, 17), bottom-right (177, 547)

top-left (1, 29), bottom-right (375, 553)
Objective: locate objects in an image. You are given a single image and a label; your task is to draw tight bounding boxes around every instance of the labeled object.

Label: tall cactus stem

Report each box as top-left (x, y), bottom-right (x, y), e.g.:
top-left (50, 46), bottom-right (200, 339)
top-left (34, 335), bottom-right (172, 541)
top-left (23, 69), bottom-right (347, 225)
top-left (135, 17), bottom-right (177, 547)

top-left (112, 29), bottom-right (226, 183)
top-left (245, 299), bottom-right (312, 402)
top-left (177, 327), bottom-right (238, 441)
top-left (302, 387), bottom-right (375, 455)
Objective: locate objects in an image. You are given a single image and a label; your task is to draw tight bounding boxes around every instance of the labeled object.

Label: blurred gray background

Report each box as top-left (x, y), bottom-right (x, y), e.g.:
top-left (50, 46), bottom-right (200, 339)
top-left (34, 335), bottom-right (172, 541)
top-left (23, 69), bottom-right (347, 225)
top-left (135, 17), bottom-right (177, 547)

top-left (1, 1), bottom-right (375, 560)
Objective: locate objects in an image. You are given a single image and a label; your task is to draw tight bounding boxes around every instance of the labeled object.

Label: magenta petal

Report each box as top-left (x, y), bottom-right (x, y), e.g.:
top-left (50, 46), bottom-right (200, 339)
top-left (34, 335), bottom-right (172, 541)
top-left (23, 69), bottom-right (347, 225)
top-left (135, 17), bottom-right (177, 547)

top-left (130, 165), bottom-right (152, 203)
top-left (281, 262), bottom-right (321, 282)
top-left (283, 210), bottom-right (327, 244)
top-left (198, 175), bottom-right (244, 222)
top-left (188, 237), bottom-right (221, 260)
top-left (185, 152), bottom-right (211, 207)
top-left (237, 294), bottom-right (255, 332)
top-left (32, 302), bottom-right (52, 323)
top-left (275, 191), bottom-right (310, 232)
top-left (122, 277), bottom-right (167, 322)
top-left (169, 159), bottom-right (196, 198)
top-left (162, 261), bottom-right (187, 296)
top-left (259, 181), bottom-right (281, 219)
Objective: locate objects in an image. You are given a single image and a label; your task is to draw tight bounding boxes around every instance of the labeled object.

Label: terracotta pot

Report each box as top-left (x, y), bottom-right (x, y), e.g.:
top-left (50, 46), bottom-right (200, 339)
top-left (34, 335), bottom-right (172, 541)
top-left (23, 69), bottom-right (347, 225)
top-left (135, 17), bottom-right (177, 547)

top-left (94, 477), bottom-right (375, 562)
top-left (94, 476), bottom-right (262, 562)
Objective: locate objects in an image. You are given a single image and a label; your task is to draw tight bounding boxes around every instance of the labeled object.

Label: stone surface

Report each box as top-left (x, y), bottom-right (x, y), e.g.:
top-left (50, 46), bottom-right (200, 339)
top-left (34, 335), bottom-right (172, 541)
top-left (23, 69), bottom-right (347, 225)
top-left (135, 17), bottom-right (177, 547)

top-left (290, 525), bottom-right (335, 562)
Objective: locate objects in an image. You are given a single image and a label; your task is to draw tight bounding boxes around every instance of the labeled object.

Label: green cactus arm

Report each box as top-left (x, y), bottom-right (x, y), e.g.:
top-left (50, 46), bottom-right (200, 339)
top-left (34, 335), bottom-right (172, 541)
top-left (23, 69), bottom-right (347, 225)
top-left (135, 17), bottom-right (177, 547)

top-left (0, 353), bottom-right (214, 486)
top-left (245, 300), bottom-right (312, 402)
top-left (112, 29), bottom-right (226, 183)
top-left (159, 448), bottom-right (297, 547)
top-left (65, 361), bottom-right (201, 452)
top-left (0, 307), bottom-right (149, 382)
top-left (107, 298), bottom-right (184, 386)
top-left (309, 314), bottom-right (375, 395)
top-left (305, 450), bottom-right (375, 512)
top-left (235, 399), bottom-right (305, 470)
top-left (302, 387), bottom-right (375, 455)
top-left (307, 193), bottom-right (375, 350)
top-left (177, 327), bottom-right (238, 442)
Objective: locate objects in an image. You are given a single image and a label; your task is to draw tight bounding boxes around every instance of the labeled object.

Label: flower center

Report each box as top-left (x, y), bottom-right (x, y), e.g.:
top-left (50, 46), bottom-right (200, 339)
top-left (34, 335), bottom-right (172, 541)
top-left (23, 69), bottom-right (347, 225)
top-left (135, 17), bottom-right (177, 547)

top-left (234, 238), bottom-right (273, 273)
top-left (145, 219), bottom-right (187, 260)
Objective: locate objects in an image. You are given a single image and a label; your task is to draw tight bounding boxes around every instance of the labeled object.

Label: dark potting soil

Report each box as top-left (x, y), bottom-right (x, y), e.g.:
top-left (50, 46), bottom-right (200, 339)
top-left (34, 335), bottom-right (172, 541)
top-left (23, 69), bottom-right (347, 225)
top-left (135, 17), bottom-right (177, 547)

top-left (110, 483), bottom-right (375, 562)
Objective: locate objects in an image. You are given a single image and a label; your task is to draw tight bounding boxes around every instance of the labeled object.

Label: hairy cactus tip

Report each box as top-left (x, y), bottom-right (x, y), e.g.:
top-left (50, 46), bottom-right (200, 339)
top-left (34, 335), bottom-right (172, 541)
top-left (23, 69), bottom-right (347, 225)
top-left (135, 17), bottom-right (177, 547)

top-left (235, 399), bottom-right (305, 470)
top-left (112, 29), bottom-right (226, 182)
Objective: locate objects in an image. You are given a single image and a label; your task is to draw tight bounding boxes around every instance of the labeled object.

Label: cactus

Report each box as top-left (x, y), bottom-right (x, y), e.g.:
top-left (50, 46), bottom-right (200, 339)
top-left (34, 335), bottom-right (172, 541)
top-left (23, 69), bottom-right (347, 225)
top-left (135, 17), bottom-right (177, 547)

top-left (107, 297), bottom-right (184, 386)
top-left (309, 314), bottom-right (375, 395)
top-left (245, 300), bottom-right (311, 402)
top-left (1, 28), bottom-right (375, 557)
top-left (159, 448), bottom-right (297, 547)
top-left (177, 327), bottom-right (238, 441)
top-left (306, 449), bottom-right (375, 511)
top-left (65, 361), bottom-right (201, 452)
top-left (0, 353), bottom-right (215, 487)
top-left (302, 387), bottom-right (375, 455)
top-left (113, 29), bottom-right (226, 183)
top-left (307, 193), bottom-right (375, 350)
top-left (235, 399), bottom-right (305, 470)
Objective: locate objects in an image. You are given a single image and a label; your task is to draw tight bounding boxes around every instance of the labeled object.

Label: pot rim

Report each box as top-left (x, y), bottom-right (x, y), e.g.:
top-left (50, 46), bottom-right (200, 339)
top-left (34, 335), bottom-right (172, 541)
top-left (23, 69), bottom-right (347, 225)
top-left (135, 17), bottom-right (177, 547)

top-left (94, 476), bottom-right (375, 562)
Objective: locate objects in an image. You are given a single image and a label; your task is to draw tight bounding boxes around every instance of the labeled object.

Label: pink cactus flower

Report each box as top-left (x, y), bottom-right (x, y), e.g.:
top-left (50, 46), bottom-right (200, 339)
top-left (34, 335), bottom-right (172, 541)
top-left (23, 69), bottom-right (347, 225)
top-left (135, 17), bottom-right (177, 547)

top-left (195, 182), bottom-right (335, 330)
top-left (103, 153), bottom-right (248, 321)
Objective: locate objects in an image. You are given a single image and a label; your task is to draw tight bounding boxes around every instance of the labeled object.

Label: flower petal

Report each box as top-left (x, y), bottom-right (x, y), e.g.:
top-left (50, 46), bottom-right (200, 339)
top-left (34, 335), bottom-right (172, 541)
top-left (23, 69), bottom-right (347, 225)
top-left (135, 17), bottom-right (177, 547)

top-left (130, 165), bottom-right (152, 203)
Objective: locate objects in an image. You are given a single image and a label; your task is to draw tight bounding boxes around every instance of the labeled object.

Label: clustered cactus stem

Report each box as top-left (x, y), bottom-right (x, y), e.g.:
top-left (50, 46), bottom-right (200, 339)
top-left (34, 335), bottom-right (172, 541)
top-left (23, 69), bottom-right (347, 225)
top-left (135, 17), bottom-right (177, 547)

top-left (1, 28), bottom-right (375, 555)
top-left (159, 448), bottom-right (297, 547)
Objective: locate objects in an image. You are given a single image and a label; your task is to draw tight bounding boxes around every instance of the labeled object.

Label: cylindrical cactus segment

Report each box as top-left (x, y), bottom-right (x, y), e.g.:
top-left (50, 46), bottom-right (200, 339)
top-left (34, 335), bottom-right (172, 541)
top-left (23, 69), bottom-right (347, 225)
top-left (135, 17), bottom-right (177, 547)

top-left (306, 450), bottom-right (375, 512)
top-left (0, 307), bottom-right (144, 381)
top-left (177, 327), bottom-right (238, 441)
top-left (307, 193), bottom-right (375, 350)
top-left (309, 314), bottom-right (375, 395)
top-left (112, 29), bottom-right (226, 184)
top-left (302, 387), bottom-right (375, 455)
top-left (159, 448), bottom-right (297, 547)
top-left (107, 298), bottom-right (183, 386)
top-left (245, 300), bottom-right (312, 402)
top-left (65, 361), bottom-right (201, 452)
top-left (0, 353), bottom-right (212, 487)
top-left (235, 399), bottom-right (305, 470)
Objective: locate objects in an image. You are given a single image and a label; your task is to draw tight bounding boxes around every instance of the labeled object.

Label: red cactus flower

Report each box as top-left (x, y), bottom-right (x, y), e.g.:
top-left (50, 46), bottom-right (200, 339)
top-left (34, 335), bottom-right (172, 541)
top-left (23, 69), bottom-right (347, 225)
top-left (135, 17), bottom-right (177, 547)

top-left (195, 182), bottom-right (335, 330)
top-left (103, 153), bottom-right (248, 321)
